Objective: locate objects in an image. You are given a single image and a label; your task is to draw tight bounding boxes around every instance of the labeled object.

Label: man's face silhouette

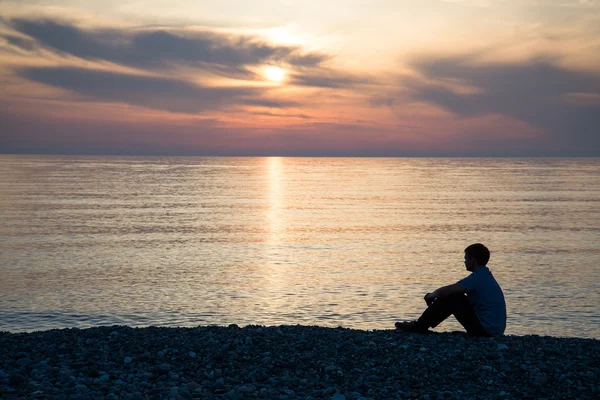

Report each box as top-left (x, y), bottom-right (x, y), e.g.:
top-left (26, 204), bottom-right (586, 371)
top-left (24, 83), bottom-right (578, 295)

top-left (464, 254), bottom-right (476, 272)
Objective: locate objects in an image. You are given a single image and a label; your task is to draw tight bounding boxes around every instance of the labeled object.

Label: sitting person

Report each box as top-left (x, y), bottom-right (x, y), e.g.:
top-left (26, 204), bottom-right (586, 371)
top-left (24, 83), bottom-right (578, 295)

top-left (396, 243), bottom-right (506, 337)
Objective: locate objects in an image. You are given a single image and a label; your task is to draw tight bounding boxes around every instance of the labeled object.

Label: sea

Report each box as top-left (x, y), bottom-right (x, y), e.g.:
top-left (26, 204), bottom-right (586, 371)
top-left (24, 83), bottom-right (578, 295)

top-left (0, 155), bottom-right (598, 338)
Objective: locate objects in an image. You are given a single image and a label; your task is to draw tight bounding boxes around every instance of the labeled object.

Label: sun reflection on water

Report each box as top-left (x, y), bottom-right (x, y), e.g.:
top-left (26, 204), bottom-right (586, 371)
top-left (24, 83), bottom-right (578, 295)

top-left (267, 156), bottom-right (283, 247)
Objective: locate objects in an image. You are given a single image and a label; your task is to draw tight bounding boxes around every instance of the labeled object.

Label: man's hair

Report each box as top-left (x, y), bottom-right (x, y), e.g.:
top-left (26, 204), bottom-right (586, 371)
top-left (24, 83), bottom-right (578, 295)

top-left (464, 243), bottom-right (490, 266)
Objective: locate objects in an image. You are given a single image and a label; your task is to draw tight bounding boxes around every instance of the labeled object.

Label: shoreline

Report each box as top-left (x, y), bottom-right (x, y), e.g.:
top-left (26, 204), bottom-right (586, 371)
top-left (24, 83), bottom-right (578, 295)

top-left (1, 325), bottom-right (598, 399)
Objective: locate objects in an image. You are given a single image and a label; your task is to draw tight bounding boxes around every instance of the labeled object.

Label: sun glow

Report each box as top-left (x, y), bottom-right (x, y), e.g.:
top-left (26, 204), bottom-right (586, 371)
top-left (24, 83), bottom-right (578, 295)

top-left (264, 66), bottom-right (286, 83)
top-left (265, 27), bottom-right (302, 45)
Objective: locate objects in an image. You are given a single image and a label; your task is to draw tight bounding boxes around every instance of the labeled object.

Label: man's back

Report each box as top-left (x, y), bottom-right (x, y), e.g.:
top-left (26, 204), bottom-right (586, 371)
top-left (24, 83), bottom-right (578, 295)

top-left (459, 266), bottom-right (506, 336)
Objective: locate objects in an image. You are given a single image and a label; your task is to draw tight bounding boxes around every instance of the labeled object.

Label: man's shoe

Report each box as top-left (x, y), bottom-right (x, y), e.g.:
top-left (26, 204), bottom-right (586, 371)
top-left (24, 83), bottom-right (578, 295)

top-left (395, 320), bottom-right (429, 333)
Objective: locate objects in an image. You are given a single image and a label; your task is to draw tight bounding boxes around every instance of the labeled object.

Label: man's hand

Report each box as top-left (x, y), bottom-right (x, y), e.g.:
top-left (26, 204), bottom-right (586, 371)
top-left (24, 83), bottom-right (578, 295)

top-left (424, 292), bottom-right (436, 306)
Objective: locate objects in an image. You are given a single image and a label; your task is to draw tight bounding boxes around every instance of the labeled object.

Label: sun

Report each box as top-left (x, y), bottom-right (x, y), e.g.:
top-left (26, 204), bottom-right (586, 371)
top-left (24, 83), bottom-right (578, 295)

top-left (264, 66), bottom-right (286, 83)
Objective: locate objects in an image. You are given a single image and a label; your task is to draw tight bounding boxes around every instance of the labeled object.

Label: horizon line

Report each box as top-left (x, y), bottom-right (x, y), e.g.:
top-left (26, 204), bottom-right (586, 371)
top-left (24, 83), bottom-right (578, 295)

top-left (1, 152), bottom-right (599, 159)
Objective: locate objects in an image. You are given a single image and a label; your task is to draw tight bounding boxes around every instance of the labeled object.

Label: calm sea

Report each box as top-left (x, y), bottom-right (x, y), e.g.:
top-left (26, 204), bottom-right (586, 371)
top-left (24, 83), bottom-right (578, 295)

top-left (0, 156), bottom-right (598, 338)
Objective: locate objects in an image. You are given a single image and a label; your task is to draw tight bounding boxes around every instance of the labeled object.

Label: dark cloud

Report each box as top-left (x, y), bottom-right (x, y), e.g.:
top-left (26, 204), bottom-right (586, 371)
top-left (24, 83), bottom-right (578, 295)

top-left (18, 66), bottom-right (295, 114)
top-left (249, 111), bottom-right (311, 119)
top-left (404, 55), bottom-right (600, 154)
top-left (286, 52), bottom-right (330, 67)
top-left (369, 95), bottom-right (395, 107)
top-left (3, 35), bottom-right (37, 51)
top-left (7, 18), bottom-right (327, 72)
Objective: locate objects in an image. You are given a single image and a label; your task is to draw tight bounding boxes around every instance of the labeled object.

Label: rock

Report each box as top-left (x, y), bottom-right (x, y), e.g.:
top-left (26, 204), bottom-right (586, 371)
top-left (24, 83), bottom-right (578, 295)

top-left (9, 373), bottom-right (26, 387)
top-left (158, 363), bottom-right (171, 373)
top-left (124, 356), bottom-right (133, 364)
top-left (58, 368), bottom-right (73, 380)
top-left (496, 344), bottom-right (509, 351)
top-left (75, 384), bottom-right (88, 392)
top-left (180, 391), bottom-right (193, 400)
top-left (323, 387), bottom-right (336, 396)
top-left (533, 373), bottom-right (548, 386)
top-left (188, 351), bottom-right (196, 358)
top-left (16, 357), bottom-right (32, 367)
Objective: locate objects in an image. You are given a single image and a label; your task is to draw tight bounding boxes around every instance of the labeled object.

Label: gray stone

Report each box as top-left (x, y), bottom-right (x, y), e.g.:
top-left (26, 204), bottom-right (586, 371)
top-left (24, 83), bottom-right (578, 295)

top-left (16, 357), bottom-right (32, 367)
top-left (158, 363), bottom-right (171, 373)
top-left (75, 383), bottom-right (88, 392)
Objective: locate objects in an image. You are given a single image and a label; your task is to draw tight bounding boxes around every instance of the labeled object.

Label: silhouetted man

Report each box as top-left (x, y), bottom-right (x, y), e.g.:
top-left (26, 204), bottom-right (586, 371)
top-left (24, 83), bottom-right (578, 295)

top-left (396, 243), bottom-right (506, 337)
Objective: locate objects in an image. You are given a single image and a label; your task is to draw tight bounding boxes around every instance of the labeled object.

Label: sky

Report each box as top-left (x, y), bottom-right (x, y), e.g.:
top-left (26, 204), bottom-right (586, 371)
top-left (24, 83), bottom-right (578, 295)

top-left (0, 0), bottom-right (599, 156)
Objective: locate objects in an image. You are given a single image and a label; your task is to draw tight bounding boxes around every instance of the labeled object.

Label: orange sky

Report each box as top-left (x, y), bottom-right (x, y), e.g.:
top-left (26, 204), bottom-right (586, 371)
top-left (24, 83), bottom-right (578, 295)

top-left (1, 1), bottom-right (599, 155)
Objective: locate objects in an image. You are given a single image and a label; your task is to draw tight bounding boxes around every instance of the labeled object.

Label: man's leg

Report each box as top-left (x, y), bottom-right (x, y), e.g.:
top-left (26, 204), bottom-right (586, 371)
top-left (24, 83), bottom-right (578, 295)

top-left (416, 293), bottom-right (490, 336)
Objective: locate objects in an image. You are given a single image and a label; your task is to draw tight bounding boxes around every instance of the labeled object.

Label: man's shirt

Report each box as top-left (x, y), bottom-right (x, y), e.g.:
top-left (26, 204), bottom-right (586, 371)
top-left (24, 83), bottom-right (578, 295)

top-left (459, 266), bottom-right (507, 336)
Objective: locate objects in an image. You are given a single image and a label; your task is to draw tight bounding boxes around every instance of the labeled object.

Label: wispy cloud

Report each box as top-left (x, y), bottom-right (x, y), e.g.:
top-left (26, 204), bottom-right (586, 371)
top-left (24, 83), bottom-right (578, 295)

top-left (18, 66), bottom-right (296, 114)
top-left (288, 69), bottom-right (367, 89)
top-left (7, 18), bottom-right (327, 72)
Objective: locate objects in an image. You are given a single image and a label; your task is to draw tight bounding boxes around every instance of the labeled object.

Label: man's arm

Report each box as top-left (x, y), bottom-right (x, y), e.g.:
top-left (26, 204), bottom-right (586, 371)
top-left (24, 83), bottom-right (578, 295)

top-left (426, 283), bottom-right (467, 301)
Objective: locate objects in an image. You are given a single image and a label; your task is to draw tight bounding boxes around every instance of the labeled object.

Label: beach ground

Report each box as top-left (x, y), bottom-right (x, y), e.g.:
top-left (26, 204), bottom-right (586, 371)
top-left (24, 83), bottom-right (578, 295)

top-left (1, 325), bottom-right (598, 399)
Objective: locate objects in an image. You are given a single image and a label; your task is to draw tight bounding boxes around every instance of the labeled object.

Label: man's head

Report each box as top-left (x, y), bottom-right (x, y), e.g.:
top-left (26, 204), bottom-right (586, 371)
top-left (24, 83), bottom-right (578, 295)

top-left (464, 243), bottom-right (490, 272)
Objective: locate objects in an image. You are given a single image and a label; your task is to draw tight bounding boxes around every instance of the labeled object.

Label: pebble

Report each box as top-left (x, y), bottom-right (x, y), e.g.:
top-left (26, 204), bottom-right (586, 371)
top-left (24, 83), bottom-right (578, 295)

top-left (75, 383), bottom-right (87, 392)
top-left (323, 387), bottom-right (336, 395)
top-left (124, 356), bottom-right (133, 364)
top-left (16, 357), bottom-right (32, 367)
top-left (158, 363), bottom-right (171, 372)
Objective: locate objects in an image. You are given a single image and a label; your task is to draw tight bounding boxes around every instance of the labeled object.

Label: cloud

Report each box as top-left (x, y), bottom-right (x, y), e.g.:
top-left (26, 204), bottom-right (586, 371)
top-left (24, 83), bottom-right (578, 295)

top-left (18, 66), bottom-right (295, 114)
top-left (286, 52), bottom-right (331, 67)
top-left (7, 18), bottom-right (327, 73)
top-left (288, 69), bottom-right (367, 89)
top-left (249, 111), bottom-right (312, 119)
top-left (3, 34), bottom-right (37, 51)
top-left (402, 54), bottom-right (600, 153)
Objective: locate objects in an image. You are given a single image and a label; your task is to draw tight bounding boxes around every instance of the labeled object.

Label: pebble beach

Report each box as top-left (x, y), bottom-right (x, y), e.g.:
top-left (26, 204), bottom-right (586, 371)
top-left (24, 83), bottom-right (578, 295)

top-left (1, 325), bottom-right (598, 400)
